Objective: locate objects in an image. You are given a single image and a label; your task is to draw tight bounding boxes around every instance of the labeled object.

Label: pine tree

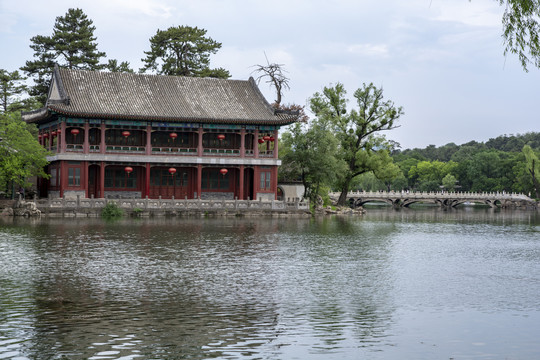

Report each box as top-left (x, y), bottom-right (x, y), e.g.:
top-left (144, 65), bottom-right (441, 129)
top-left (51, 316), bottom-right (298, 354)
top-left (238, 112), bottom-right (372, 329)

top-left (105, 59), bottom-right (134, 73)
top-left (0, 69), bottom-right (28, 114)
top-left (140, 25), bottom-right (230, 78)
top-left (21, 8), bottom-right (106, 104)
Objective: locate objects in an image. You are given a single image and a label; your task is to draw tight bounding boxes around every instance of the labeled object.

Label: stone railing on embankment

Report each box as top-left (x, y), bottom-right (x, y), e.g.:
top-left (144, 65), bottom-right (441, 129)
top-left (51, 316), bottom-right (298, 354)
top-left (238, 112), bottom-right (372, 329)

top-left (35, 196), bottom-right (310, 217)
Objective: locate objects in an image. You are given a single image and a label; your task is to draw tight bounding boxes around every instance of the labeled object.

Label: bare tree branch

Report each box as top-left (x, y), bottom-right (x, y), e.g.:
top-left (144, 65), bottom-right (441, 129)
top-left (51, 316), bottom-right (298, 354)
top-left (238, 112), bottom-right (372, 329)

top-left (252, 54), bottom-right (290, 106)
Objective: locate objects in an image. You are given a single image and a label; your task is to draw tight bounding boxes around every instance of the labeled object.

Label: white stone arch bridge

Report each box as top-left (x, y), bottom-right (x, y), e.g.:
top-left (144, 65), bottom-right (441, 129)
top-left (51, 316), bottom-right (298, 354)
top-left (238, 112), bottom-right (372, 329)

top-left (329, 191), bottom-right (537, 209)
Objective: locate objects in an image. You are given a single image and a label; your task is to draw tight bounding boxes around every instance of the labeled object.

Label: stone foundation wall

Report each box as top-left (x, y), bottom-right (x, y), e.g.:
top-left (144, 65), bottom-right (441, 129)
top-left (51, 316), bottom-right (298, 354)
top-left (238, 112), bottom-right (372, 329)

top-left (256, 193), bottom-right (275, 201)
top-left (201, 192), bottom-right (234, 200)
top-left (64, 190), bottom-right (86, 199)
top-left (34, 197), bottom-right (310, 217)
top-left (104, 191), bottom-right (142, 199)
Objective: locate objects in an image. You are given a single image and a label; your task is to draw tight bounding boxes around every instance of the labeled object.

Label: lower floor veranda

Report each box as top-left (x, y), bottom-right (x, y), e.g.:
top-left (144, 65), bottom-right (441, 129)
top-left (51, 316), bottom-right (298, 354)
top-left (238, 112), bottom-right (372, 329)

top-left (40, 161), bottom-right (278, 201)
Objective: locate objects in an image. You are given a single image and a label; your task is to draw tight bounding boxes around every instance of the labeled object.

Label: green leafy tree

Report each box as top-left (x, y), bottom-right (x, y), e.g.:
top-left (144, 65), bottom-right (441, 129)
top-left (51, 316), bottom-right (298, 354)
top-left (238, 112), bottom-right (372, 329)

top-left (310, 83), bottom-right (403, 206)
top-left (21, 8), bottom-right (106, 104)
top-left (442, 173), bottom-right (458, 192)
top-left (467, 151), bottom-right (504, 191)
top-left (140, 25), bottom-right (230, 78)
top-left (396, 158), bottom-right (420, 188)
top-left (497, 0), bottom-right (540, 71)
top-left (280, 118), bottom-right (345, 204)
top-left (408, 160), bottom-right (458, 191)
top-left (0, 113), bottom-right (49, 197)
top-left (0, 69), bottom-right (28, 114)
top-left (511, 152), bottom-right (534, 194)
top-left (372, 152), bottom-right (403, 191)
top-left (352, 161), bottom-right (407, 192)
top-left (522, 145), bottom-right (540, 198)
top-left (350, 172), bottom-right (385, 192)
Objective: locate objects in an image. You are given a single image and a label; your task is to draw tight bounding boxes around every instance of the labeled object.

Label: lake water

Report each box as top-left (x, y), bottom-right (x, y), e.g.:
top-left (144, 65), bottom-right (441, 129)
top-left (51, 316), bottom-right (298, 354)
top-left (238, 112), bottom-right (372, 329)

top-left (1, 208), bottom-right (539, 359)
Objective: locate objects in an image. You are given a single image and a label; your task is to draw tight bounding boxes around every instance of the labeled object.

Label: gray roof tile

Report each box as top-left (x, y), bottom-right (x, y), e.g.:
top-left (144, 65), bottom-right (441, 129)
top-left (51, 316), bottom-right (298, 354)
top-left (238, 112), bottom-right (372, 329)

top-left (26, 67), bottom-right (297, 125)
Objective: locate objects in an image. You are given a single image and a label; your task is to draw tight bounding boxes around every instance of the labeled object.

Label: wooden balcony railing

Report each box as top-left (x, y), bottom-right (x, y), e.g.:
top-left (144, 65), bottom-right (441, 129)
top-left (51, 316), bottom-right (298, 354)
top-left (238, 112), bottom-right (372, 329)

top-left (106, 145), bottom-right (146, 153)
top-left (54, 143), bottom-right (272, 158)
top-left (258, 150), bottom-right (274, 157)
top-left (152, 147), bottom-right (197, 155)
top-left (203, 148), bottom-right (240, 156)
top-left (66, 144), bottom-right (84, 152)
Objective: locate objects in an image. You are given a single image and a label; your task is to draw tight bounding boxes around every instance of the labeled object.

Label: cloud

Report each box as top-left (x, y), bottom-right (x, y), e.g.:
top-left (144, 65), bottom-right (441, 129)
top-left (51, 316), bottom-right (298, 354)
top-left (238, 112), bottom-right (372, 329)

top-left (430, 1), bottom-right (502, 27)
top-left (347, 43), bottom-right (390, 58)
top-left (0, 2), bottom-right (17, 33)
top-left (1, 0), bottom-right (539, 150)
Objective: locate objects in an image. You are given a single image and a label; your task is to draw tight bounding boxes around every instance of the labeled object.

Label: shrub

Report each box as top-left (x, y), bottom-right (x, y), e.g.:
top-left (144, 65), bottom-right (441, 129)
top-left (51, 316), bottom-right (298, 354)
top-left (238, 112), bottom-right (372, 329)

top-left (101, 201), bottom-right (124, 219)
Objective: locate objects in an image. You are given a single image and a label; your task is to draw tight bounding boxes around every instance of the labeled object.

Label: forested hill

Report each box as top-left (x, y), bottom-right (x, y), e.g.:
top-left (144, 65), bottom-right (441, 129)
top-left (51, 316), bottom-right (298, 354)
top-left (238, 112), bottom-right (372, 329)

top-left (362, 131), bottom-right (540, 196)
top-left (394, 132), bottom-right (540, 162)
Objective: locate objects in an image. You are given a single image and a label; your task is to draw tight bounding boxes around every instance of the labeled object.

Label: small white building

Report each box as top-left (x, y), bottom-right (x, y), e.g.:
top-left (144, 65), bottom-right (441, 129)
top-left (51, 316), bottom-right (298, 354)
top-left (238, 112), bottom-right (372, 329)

top-left (277, 182), bottom-right (305, 201)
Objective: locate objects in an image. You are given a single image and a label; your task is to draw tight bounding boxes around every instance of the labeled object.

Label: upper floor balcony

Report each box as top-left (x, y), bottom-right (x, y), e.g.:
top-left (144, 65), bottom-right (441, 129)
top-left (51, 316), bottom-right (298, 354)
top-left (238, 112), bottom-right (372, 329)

top-left (38, 123), bottom-right (279, 160)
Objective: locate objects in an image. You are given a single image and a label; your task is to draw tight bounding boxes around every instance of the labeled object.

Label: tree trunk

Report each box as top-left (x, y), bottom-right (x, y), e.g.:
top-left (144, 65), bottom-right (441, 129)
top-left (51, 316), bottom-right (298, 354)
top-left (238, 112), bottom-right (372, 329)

top-left (530, 160), bottom-right (540, 199)
top-left (337, 178), bottom-right (352, 206)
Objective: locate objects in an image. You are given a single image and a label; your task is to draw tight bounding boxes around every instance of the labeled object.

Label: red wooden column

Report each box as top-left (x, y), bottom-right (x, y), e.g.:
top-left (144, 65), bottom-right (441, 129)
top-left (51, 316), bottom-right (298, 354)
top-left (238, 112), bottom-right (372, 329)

top-left (272, 166), bottom-right (278, 200)
top-left (84, 161), bottom-right (89, 198)
top-left (253, 166), bottom-right (259, 200)
top-left (100, 162), bottom-right (105, 198)
top-left (197, 164), bottom-right (202, 199)
top-left (60, 161), bottom-right (66, 198)
top-left (59, 121), bottom-right (66, 153)
top-left (145, 125), bottom-right (152, 155)
top-left (197, 127), bottom-right (204, 156)
top-left (83, 121), bottom-right (90, 154)
top-left (273, 129), bottom-right (279, 159)
top-left (239, 165), bottom-right (245, 200)
top-left (240, 128), bottom-right (246, 157)
top-left (145, 162), bottom-right (151, 197)
top-left (254, 129), bottom-right (259, 158)
top-left (100, 122), bottom-right (106, 154)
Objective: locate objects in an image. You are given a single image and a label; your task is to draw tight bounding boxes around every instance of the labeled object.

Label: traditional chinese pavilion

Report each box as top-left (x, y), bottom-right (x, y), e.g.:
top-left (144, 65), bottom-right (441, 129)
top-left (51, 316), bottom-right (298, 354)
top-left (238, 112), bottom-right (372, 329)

top-left (23, 66), bottom-right (297, 200)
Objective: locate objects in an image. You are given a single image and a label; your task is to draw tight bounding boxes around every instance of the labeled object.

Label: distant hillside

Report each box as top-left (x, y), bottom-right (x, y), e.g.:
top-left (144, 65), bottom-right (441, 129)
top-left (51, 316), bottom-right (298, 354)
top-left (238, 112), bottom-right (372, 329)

top-left (394, 132), bottom-right (540, 162)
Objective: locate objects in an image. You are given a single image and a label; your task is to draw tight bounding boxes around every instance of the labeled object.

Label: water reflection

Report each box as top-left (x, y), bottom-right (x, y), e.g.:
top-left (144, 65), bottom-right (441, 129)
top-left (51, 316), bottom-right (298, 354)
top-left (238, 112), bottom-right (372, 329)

top-left (1, 209), bottom-right (539, 359)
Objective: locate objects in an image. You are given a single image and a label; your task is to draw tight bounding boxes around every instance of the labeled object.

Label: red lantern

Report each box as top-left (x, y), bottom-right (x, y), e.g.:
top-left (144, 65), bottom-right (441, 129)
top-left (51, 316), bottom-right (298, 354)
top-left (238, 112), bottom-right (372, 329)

top-left (124, 166), bottom-right (133, 176)
top-left (122, 131), bottom-right (130, 138)
top-left (258, 138), bottom-right (264, 144)
top-left (38, 135), bottom-right (42, 140)
top-left (169, 132), bottom-right (178, 140)
top-left (220, 168), bottom-right (228, 176)
top-left (51, 130), bottom-right (57, 137)
top-left (263, 135), bottom-right (271, 141)
top-left (70, 128), bottom-right (80, 136)
top-left (168, 167), bottom-right (177, 175)
top-left (217, 134), bottom-right (225, 141)
top-left (269, 136), bottom-right (275, 142)
top-left (43, 133), bottom-right (49, 138)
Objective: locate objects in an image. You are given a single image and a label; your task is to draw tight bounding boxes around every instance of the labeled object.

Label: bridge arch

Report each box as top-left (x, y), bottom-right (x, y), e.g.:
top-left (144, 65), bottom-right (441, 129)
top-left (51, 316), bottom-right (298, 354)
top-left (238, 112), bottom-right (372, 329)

top-left (349, 198), bottom-right (396, 208)
top-left (401, 199), bottom-right (439, 207)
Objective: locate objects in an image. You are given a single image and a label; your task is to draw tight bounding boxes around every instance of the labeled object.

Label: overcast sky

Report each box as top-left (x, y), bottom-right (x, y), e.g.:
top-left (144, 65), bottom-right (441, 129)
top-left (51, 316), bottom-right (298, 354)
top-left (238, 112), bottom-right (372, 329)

top-left (1, 0), bottom-right (539, 149)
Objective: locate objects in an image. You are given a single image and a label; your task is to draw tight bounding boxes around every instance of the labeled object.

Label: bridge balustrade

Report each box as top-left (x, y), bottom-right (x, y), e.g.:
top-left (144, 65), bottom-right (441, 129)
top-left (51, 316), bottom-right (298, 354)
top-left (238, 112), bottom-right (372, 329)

top-left (329, 190), bottom-right (535, 208)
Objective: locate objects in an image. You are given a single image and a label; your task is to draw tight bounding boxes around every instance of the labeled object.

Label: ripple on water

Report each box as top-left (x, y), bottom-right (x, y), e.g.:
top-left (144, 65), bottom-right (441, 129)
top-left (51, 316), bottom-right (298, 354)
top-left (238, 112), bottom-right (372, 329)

top-left (1, 213), bottom-right (540, 359)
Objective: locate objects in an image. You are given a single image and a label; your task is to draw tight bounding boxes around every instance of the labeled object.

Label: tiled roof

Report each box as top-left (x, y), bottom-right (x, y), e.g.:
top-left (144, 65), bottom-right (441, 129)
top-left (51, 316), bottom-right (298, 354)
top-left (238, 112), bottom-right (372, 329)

top-left (25, 67), bottom-right (297, 125)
